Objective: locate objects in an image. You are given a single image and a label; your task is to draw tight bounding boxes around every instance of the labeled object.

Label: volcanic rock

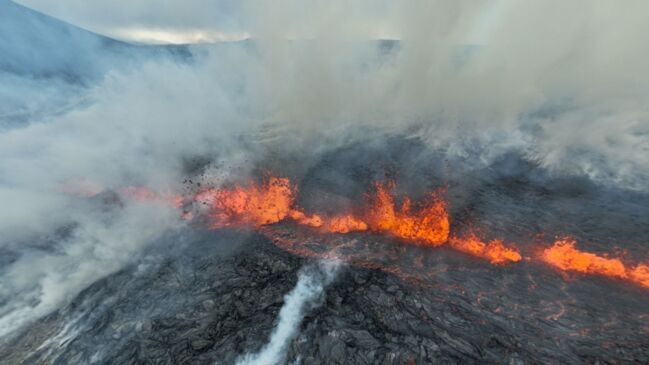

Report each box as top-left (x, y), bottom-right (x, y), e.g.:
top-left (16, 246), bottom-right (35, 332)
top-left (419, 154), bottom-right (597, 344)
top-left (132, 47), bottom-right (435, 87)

top-left (1, 224), bottom-right (648, 364)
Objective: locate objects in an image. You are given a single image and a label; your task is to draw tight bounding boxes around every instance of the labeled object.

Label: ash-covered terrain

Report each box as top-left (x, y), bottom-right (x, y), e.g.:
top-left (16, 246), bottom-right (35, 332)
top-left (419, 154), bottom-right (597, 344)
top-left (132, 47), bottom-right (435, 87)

top-left (2, 1), bottom-right (649, 364)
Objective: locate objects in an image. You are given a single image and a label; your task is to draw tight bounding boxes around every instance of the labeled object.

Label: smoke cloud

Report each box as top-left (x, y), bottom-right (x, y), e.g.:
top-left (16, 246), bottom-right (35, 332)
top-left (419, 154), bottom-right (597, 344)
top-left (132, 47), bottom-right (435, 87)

top-left (236, 260), bottom-right (341, 365)
top-left (1, 0), bottom-right (648, 339)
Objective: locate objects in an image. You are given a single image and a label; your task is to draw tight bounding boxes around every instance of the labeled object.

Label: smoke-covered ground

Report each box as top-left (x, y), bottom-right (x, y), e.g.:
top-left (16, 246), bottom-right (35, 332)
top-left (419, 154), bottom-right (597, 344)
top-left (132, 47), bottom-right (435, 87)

top-left (1, 0), bottom-right (649, 363)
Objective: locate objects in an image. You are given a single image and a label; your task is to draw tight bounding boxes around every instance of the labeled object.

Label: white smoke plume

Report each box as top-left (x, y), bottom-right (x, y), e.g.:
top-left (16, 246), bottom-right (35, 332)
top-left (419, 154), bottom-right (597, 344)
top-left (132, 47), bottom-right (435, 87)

top-left (236, 260), bottom-right (341, 365)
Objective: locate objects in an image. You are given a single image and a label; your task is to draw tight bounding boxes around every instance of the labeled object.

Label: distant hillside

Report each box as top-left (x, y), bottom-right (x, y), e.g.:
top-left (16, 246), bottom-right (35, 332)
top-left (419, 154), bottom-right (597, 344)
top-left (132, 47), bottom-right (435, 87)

top-left (0, 0), bottom-right (191, 82)
top-left (0, 0), bottom-right (195, 128)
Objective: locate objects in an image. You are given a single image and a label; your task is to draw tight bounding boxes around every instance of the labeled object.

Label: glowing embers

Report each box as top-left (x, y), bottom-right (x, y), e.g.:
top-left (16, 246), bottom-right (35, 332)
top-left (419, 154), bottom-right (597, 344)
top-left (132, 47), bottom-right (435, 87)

top-left (541, 238), bottom-right (649, 288)
top-left (366, 182), bottom-right (450, 246)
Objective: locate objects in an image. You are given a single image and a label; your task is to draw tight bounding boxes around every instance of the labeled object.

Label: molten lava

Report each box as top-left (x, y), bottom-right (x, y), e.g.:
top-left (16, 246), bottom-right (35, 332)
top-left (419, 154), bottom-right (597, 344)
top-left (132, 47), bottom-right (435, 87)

top-left (194, 176), bottom-right (368, 233)
top-left (69, 173), bottom-right (649, 290)
top-left (191, 176), bottom-right (524, 265)
top-left (195, 177), bottom-right (297, 227)
top-left (629, 265), bottom-right (649, 288)
top-left (450, 233), bottom-right (522, 264)
top-left (541, 238), bottom-right (649, 288)
top-left (319, 214), bottom-right (370, 234)
top-left (361, 183), bottom-right (520, 263)
top-left (366, 182), bottom-right (450, 246)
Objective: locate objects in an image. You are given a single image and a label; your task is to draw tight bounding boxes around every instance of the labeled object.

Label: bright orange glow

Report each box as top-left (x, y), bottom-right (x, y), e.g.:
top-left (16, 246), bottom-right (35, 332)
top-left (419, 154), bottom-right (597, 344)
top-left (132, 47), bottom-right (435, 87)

top-left (541, 238), bottom-right (627, 277)
top-left (366, 182), bottom-right (450, 246)
top-left (192, 177), bottom-right (525, 265)
top-left (198, 177), bottom-right (452, 246)
top-left (450, 233), bottom-right (522, 264)
top-left (541, 238), bottom-right (649, 288)
top-left (629, 264), bottom-right (649, 288)
top-left (85, 173), bottom-right (649, 290)
top-left (195, 177), bottom-right (368, 233)
top-left (288, 210), bottom-right (324, 227)
top-left (196, 176), bottom-right (297, 227)
top-left (323, 214), bottom-right (369, 233)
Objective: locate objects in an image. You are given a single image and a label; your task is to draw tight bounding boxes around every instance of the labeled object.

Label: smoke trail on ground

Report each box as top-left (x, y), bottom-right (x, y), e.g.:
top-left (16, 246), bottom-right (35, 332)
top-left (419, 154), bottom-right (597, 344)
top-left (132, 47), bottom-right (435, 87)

top-left (236, 260), bottom-right (341, 365)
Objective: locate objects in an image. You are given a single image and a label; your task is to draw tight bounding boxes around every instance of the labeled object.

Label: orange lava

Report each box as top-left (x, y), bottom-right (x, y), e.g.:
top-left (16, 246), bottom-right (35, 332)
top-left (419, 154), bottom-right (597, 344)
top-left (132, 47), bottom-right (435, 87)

top-left (366, 182), bottom-right (450, 246)
top-left (70, 172), bottom-right (649, 290)
top-left (450, 233), bottom-right (522, 264)
top-left (195, 176), bottom-right (368, 233)
top-left (629, 265), bottom-right (649, 288)
top-left (195, 176), bottom-right (298, 227)
top-left (320, 214), bottom-right (369, 234)
top-left (541, 238), bottom-right (649, 288)
top-left (541, 238), bottom-right (627, 277)
top-left (193, 177), bottom-right (523, 265)
top-left (195, 177), bottom-right (453, 246)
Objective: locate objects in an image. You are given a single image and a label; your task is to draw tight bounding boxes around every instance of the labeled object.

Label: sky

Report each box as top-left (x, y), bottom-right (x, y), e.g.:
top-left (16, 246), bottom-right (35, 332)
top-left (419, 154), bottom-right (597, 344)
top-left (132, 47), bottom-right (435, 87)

top-left (14, 0), bottom-right (491, 44)
top-left (14, 0), bottom-right (247, 43)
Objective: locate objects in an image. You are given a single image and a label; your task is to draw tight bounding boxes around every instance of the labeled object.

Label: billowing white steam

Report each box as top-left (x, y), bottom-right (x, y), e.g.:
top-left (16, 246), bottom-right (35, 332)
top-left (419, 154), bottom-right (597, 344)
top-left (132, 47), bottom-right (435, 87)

top-left (236, 260), bottom-right (341, 365)
top-left (2, 0), bottom-right (649, 340)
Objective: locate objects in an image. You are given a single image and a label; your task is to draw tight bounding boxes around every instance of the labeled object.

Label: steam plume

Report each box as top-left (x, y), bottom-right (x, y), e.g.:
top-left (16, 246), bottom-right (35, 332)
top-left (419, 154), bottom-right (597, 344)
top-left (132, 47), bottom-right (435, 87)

top-left (236, 260), bottom-right (341, 365)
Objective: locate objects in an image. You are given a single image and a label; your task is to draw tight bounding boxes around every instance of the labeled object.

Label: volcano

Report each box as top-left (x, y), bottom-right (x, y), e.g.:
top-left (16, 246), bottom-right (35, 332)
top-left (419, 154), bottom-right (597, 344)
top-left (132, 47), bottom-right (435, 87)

top-left (3, 137), bottom-right (649, 364)
top-left (2, 1), bottom-right (649, 364)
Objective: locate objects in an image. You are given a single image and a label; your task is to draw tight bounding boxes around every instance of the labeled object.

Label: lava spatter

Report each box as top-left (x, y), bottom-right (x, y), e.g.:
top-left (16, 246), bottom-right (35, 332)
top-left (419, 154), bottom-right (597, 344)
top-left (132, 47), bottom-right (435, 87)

top-left (365, 182), bottom-right (450, 246)
top-left (194, 176), bottom-right (298, 227)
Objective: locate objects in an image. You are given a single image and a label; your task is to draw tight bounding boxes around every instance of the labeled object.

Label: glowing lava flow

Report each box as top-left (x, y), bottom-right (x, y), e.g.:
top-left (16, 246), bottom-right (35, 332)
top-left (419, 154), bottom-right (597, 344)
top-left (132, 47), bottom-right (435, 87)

top-left (541, 238), bottom-right (649, 288)
top-left (195, 177), bottom-right (297, 227)
top-left (450, 233), bottom-right (522, 265)
top-left (194, 176), bottom-right (368, 233)
top-left (192, 176), bottom-right (521, 264)
top-left (63, 174), bottom-right (649, 289)
top-left (364, 182), bottom-right (520, 264)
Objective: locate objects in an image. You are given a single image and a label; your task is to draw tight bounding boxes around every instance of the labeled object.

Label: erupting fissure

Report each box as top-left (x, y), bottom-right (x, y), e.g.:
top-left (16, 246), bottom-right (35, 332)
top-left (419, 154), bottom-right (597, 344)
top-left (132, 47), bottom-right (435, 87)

top-left (193, 177), bottom-right (368, 233)
top-left (190, 176), bottom-right (520, 265)
top-left (70, 174), bottom-right (649, 290)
